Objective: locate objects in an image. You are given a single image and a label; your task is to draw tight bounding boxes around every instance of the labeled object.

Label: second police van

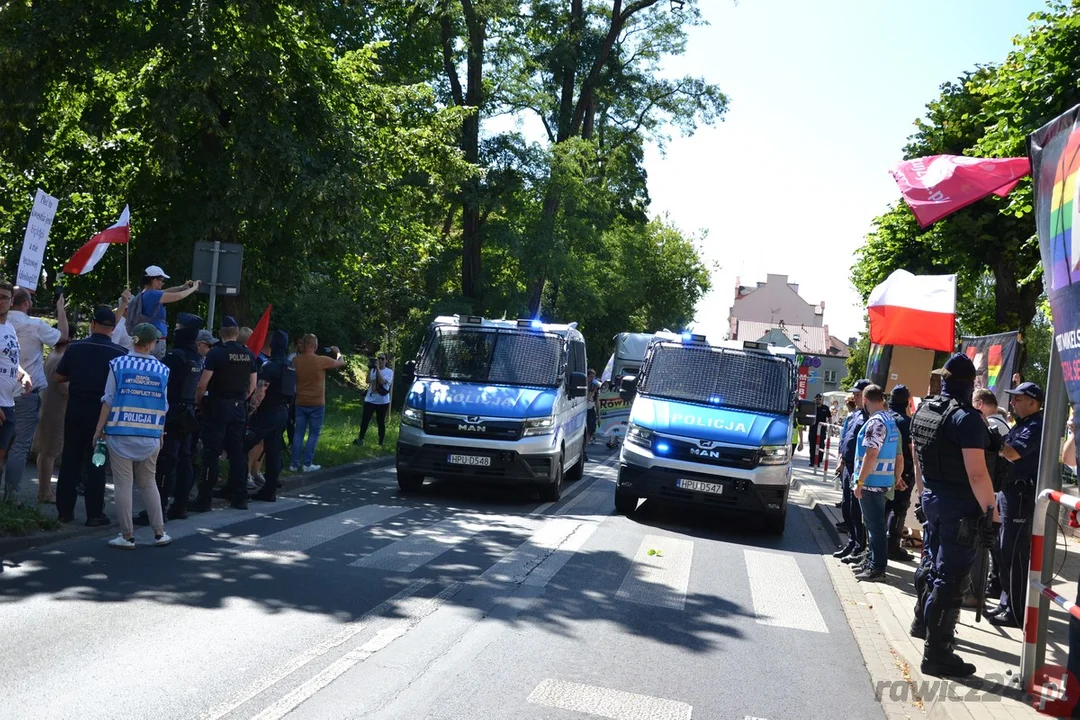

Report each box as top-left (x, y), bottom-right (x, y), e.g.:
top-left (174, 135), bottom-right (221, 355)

top-left (396, 315), bottom-right (590, 501)
top-left (616, 331), bottom-right (814, 534)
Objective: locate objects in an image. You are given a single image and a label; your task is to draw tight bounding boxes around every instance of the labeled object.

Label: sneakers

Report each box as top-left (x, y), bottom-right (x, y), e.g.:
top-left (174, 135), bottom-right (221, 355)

top-left (288, 465), bottom-right (301, 473)
top-left (302, 464), bottom-right (321, 473)
top-left (252, 472), bottom-right (266, 486)
top-left (154, 533), bottom-right (173, 547)
top-left (855, 569), bottom-right (886, 582)
top-left (85, 515), bottom-right (110, 528)
top-left (832, 545), bottom-right (855, 559)
top-left (246, 475), bottom-right (258, 491)
top-left (108, 534), bottom-right (136, 550)
top-left (841, 552), bottom-right (866, 565)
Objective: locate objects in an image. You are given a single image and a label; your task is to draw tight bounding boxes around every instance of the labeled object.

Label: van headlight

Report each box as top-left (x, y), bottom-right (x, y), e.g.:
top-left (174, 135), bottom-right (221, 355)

top-left (626, 423), bottom-right (654, 448)
top-left (523, 416), bottom-right (556, 436)
top-left (759, 445), bottom-right (789, 465)
top-left (402, 406), bottom-right (424, 428)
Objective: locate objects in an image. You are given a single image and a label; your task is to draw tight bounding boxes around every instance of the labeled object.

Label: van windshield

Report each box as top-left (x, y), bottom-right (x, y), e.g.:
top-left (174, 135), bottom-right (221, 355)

top-left (639, 342), bottom-right (795, 415)
top-left (416, 327), bottom-right (564, 387)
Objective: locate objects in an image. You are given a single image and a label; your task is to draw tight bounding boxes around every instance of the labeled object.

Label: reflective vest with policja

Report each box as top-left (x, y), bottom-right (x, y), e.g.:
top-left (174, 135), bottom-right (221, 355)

top-left (854, 410), bottom-right (900, 488)
top-left (105, 355), bottom-right (170, 439)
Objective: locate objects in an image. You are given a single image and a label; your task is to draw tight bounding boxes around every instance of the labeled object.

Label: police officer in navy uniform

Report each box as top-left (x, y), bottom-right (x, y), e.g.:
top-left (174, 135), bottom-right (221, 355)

top-left (987, 381), bottom-right (1044, 628)
top-left (909, 354), bottom-right (996, 677)
top-left (157, 313), bottom-right (205, 519)
top-left (886, 385), bottom-right (916, 561)
top-left (192, 316), bottom-right (256, 511)
top-left (244, 330), bottom-right (295, 502)
top-left (834, 378), bottom-right (871, 562)
top-left (54, 306), bottom-right (127, 525)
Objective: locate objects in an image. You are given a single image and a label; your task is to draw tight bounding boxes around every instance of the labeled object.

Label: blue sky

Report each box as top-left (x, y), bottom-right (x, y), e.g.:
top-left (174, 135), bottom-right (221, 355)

top-left (643, 0), bottom-right (1048, 343)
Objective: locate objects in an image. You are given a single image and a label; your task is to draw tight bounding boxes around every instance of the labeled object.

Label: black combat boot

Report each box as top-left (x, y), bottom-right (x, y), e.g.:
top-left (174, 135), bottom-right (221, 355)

top-left (922, 590), bottom-right (976, 677)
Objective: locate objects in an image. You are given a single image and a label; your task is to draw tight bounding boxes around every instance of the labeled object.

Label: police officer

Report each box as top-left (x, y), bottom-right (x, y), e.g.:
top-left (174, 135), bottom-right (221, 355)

top-left (909, 354), bottom-right (996, 677)
top-left (244, 330), bottom-right (295, 502)
top-left (54, 306), bottom-right (127, 525)
top-left (886, 385), bottom-right (916, 561)
top-left (987, 381), bottom-right (1044, 628)
top-left (157, 314), bottom-right (205, 519)
top-left (834, 378), bottom-right (871, 562)
top-left (192, 316), bottom-right (256, 511)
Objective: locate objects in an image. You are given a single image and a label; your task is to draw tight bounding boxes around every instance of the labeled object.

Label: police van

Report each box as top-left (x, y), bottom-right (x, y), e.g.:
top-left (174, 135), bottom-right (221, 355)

top-left (615, 332), bottom-right (813, 534)
top-left (396, 315), bottom-right (590, 500)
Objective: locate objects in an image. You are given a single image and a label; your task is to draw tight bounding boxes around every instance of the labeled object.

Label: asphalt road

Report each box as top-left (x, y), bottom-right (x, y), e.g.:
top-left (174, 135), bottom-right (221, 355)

top-left (0, 451), bottom-right (885, 720)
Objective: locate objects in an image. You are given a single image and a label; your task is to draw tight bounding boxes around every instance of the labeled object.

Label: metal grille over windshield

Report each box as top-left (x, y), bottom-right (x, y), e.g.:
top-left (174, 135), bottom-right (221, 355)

top-left (417, 327), bottom-right (564, 387)
top-left (639, 343), bottom-right (795, 415)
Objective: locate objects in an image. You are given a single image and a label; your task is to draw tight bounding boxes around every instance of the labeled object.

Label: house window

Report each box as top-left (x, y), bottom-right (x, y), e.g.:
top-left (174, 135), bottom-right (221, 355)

top-left (824, 370), bottom-right (837, 384)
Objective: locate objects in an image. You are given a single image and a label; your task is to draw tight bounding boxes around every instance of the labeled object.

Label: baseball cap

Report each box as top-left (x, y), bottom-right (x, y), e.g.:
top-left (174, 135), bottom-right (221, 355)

top-left (92, 306), bottom-right (116, 327)
top-left (176, 312), bottom-right (203, 330)
top-left (1005, 381), bottom-right (1045, 404)
top-left (943, 353), bottom-right (977, 381)
top-left (131, 322), bottom-right (161, 345)
top-left (891, 384), bottom-right (911, 404)
top-left (196, 330), bottom-right (217, 346)
top-left (852, 379), bottom-right (871, 391)
top-left (144, 265), bottom-right (170, 279)
top-left (221, 315), bottom-right (239, 328)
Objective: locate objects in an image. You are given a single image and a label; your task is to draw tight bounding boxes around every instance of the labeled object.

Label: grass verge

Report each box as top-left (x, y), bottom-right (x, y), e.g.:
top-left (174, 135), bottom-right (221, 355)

top-left (0, 501), bottom-right (62, 536)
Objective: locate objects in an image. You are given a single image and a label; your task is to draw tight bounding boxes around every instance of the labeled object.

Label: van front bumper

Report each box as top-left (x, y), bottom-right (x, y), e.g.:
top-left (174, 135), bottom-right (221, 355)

top-left (396, 427), bottom-right (560, 484)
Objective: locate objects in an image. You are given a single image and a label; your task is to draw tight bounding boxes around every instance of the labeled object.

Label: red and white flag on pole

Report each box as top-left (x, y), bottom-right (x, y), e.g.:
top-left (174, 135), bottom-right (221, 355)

top-left (62, 205), bottom-right (130, 275)
top-left (868, 270), bottom-right (957, 352)
top-left (889, 155), bottom-right (1030, 228)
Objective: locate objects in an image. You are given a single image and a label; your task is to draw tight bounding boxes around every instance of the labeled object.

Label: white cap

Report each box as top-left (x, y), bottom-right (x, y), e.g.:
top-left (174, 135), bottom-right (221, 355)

top-left (144, 265), bottom-right (170, 279)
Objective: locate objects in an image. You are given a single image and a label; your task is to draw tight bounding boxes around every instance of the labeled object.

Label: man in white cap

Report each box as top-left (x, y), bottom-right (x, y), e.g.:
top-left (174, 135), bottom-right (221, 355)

top-left (126, 265), bottom-right (201, 359)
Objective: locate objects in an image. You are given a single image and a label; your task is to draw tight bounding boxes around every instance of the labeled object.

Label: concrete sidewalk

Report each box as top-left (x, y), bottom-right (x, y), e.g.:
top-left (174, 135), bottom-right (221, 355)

top-left (790, 448), bottom-right (1080, 719)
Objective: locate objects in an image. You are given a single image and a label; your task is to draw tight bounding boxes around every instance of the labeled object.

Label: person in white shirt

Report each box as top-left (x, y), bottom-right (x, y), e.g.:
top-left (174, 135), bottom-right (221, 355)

top-left (0, 282), bottom-right (36, 506)
top-left (6, 286), bottom-right (68, 504)
top-left (355, 352), bottom-right (393, 447)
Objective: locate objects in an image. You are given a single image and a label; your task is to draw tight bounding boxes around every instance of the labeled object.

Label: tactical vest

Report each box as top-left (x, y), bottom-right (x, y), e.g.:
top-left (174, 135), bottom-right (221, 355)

top-left (164, 348), bottom-right (202, 404)
top-left (986, 424), bottom-right (1009, 492)
top-left (105, 355), bottom-right (169, 438)
top-left (911, 395), bottom-right (967, 484)
top-left (262, 358), bottom-right (297, 409)
top-left (855, 411), bottom-right (901, 488)
top-left (209, 342), bottom-right (254, 400)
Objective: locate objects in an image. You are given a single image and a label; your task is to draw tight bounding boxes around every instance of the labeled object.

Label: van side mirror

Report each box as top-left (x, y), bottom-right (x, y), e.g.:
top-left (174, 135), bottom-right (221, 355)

top-left (404, 360), bottom-right (416, 384)
top-left (619, 375), bottom-right (638, 402)
top-left (568, 371), bottom-right (588, 398)
top-left (796, 399), bottom-right (816, 426)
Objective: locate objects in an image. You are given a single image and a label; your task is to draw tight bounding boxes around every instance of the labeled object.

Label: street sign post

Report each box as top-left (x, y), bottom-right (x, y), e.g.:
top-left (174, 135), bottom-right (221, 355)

top-left (192, 241), bottom-right (243, 329)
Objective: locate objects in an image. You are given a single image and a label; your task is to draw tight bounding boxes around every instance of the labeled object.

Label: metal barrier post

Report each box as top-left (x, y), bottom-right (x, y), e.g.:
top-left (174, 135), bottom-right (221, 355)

top-left (1021, 341), bottom-right (1068, 689)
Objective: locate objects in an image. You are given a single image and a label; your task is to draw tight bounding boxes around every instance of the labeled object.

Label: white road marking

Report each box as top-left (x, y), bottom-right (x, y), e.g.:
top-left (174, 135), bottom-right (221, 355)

top-left (616, 534), bottom-right (694, 611)
top-left (526, 679), bottom-right (693, 720)
top-left (249, 582), bottom-right (465, 720)
top-left (480, 517), bottom-right (594, 585)
top-left (196, 579), bottom-right (432, 720)
top-left (230, 505), bottom-right (409, 564)
top-left (165, 497), bottom-right (309, 543)
top-left (743, 549), bottom-right (828, 633)
top-left (349, 513), bottom-right (534, 572)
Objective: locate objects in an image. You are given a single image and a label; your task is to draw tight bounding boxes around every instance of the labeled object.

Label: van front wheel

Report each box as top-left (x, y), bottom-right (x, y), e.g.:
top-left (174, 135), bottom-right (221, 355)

top-left (614, 488), bottom-right (638, 515)
top-left (539, 457), bottom-right (564, 502)
top-left (397, 472), bottom-right (425, 493)
top-left (763, 507), bottom-right (787, 535)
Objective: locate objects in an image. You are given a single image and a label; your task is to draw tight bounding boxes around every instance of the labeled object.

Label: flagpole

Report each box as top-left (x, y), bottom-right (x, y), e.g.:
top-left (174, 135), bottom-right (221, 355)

top-left (126, 242), bottom-right (130, 290)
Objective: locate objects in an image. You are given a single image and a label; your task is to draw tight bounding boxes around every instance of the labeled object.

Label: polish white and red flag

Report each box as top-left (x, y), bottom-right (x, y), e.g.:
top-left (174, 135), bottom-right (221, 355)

top-left (868, 270), bottom-right (957, 352)
top-left (62, 205), bottom-right (130, 275)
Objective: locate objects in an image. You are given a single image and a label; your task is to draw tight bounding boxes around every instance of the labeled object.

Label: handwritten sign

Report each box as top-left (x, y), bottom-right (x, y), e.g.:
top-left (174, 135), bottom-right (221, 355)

top-left (17, 189), bottom-right (58, 290)
top-left (597, 390), bottom-right (631, 438)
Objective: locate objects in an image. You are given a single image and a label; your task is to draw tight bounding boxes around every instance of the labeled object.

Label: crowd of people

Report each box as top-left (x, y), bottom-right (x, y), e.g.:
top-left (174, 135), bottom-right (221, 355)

top-left (0, 264), bottom-right (394, 549)
top-left (827, 355), bottom-right (1052, 680)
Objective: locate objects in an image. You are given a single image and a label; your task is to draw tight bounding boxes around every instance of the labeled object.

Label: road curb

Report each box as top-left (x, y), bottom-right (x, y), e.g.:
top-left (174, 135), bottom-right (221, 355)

top-left (0, 454), bottom-right (396, 557)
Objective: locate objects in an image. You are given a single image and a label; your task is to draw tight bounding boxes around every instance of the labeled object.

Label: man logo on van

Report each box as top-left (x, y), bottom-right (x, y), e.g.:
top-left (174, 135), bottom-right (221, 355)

top-left (670, 413), bottom-right (748, 434)
top-left (690, 447), bottom-right (721, 459)
top-left (457, 424), bottom-right (486, 433)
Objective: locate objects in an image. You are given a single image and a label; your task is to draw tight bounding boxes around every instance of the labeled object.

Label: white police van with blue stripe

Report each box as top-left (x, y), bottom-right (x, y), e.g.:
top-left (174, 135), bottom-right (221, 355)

top-left (396, 315), bottom-right (589, 500)
top-left (616, 332), bottom-right (814, 534)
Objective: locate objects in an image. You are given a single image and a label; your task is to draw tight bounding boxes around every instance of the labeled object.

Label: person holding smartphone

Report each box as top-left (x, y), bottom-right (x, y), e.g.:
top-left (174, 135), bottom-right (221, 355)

top-left (355, 353), bottom-right (392, 447)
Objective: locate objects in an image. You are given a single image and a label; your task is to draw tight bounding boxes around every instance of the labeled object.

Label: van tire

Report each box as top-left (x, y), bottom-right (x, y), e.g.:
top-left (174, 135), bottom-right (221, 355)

top-left (614, 489), bottom-right (638, 515)
top-left (763, 508), bottom-right (786, 535)
top-left (539, 457), bottom-right (564, 502)
top-left (566, 453), bottom-right (584, 482)
top-left (397, 472), bottom-right (425, 493)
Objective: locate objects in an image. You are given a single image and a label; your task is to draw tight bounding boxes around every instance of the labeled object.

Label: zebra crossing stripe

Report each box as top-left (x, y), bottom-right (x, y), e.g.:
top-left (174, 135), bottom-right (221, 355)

top-left (480, 517), bottom-right (594, 586)
top-left (350, 513), bottom-right (535, 573)
top-left (616, 534), bottom-right (694, 611)
top-left (743, 549), bottom-right (828, 633)
top-left (232, 505), bottom-right (410, 564)
top-left (526, 679), bottom-right (693, 720)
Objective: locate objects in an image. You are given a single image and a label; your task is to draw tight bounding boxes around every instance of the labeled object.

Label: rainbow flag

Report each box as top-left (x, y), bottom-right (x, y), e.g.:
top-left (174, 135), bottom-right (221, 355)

top-left (1047, 126), bottom-right (1080, 290)
top-left (986, 343), bottom-right (1003, 390)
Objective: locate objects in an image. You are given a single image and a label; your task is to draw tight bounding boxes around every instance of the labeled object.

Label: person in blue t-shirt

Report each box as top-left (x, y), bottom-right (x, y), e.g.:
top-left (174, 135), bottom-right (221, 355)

top-left (126, 265), bottom-right (202, 359)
